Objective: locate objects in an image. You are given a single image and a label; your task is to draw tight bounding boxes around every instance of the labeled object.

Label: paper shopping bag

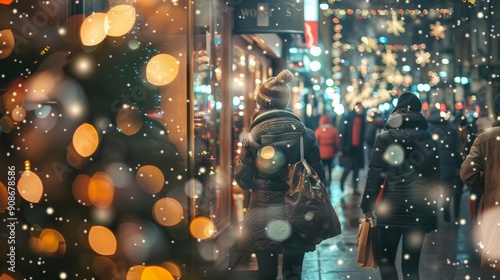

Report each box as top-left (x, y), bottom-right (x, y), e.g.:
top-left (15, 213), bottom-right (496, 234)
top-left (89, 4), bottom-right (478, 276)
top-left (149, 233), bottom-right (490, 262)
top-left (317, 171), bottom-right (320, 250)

top-left (357, 218), bottom-right (378, 268)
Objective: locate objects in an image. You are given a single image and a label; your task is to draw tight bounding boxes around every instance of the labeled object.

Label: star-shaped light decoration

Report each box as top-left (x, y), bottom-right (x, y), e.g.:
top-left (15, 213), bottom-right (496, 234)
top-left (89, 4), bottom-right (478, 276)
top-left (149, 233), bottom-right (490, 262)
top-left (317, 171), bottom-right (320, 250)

top-left (428, 71), bottom-right (440, 86)
top-left (387, 11), bottom-right (405, 36)
top-left (382, 50), bottom-right (398, 68)
top-left (358, 36), bottom-right (379, 53)
top-left (430, 21), bottom-right (447, 40)
top-left (415, 50), bottom-right (431, 67)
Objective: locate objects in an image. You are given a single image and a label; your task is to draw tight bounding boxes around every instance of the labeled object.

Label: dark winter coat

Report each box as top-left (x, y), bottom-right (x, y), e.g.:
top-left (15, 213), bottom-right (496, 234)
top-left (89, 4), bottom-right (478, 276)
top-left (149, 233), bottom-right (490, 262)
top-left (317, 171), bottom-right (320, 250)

top-left (338, 110), bottom-right (366, 168)
top-left (427, 109), bottom-right (462, 179)
top-left (460, 120), bottom-right (500, 270)
top-left (360, 110), bottom-right (441, 232)
top-left (314, 115), bottom-right (340, 160)
top-left (234, 109), bottom-right (324, 254)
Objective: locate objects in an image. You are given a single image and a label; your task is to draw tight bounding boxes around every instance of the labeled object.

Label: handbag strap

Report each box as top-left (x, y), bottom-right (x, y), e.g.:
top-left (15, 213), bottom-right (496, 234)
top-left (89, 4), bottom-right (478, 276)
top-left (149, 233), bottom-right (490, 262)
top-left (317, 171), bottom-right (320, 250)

top-left (299, 136), bottom-right (312, 176)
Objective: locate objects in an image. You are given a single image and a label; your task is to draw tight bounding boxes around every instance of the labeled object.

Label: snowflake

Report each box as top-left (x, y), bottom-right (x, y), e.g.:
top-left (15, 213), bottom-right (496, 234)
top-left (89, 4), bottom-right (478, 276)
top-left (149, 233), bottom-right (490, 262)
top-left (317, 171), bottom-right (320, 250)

top-left (387, 11), bottom-right (405, 36)
top-left (430, 21), bottom-right (447, 40)
top-left (428, 71), bottom-right (440, 86)
top-left (415, 50), bottom-right (431, 67)
top-left (382, 50), bottom-right (398, 68)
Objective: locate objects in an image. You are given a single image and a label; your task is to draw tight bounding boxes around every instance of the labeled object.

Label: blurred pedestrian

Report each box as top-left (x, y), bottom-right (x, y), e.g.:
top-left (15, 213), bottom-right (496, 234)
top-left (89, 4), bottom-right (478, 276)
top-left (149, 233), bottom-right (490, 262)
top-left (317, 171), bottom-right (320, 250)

top-left (234, 69), bottom-right (325, 280)
top-left (338, 102), bottom-right (366, 195)
top-left (427, 106), bottom-right (462, 223)
top-left (460, 94), bottom-right (500, 271)
top-left (315, 114), bottom-right (340, 191)
top-left (360, 92), bottom-right (441, 280)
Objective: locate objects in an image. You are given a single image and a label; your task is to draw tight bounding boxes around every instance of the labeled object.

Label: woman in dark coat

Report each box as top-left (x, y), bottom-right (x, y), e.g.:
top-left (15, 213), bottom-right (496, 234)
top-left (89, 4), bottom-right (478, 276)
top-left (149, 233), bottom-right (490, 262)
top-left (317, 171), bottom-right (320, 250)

top-left (427, 107), bottom-right (463, 222)
top-left (234, 70), bottom-right (325, 280)
top-left (360, 92), bottom-right (441, 280)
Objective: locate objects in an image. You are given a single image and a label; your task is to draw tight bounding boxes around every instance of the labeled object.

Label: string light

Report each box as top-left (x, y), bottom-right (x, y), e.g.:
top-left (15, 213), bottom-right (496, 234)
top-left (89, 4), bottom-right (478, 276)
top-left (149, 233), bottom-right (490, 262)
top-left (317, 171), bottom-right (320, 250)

top-left (18, 160), bottom-right (43, 203)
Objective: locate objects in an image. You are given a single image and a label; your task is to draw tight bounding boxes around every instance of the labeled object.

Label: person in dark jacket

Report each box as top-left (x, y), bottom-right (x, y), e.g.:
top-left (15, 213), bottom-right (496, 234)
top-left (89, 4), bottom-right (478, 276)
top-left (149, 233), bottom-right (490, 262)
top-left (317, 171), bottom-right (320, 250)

top-left (314, 114), bottom-right (340, 190)
top-left (338, 102), bottom-right (366, 195)
top-left (360, 92), bottom-right (441, 280)
top-left (234, 69), bottom-right (325, 280)
top-left (427, 107), bottom-right (462, 222)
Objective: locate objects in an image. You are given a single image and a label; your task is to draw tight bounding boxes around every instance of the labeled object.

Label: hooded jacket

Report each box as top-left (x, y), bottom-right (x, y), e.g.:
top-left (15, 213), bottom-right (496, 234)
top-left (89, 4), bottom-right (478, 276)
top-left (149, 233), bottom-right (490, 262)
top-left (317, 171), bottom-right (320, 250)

top-left (460, 120), bottom-right (500, 271)
top-left (314, 115), bottom-right (340, 160)
top-left (234, 109), bottom-right (324, 253)
top-left (427, 108), bottom-right (462, 179)
top-left (360, 110), bottom-right (441, 231)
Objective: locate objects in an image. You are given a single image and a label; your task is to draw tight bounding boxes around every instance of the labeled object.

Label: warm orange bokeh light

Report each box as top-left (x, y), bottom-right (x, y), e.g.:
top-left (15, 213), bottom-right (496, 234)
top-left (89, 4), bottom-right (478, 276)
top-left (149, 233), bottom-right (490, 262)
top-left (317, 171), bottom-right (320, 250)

top-left (0, 181), bottom-right (7, 213)
top-left (189, 216), bottom-right (215, 240)
top-left (0, 29), bottom-right (14, 59)
top-left (88, 226), bottom-right (117, 256)
top-left (141, 266), bottom-right (174, 280)
top-left (116, 106), bottom-right (143, 136)
top-left (146, 54), bottom-right (180, 86)
top-left (106, 5), bottom-right (136, 37)
top-left (80, 13), bottom-right (109, 46)
top-left (18, 162), bottom-right (43, 203)
top-left (152, 198), bottom-right (183, 226)
top-left (73, 123), bottom-right (99, 158)
top-left (126, 265), bottom-right (146, 280)
top-left (161, 261), bottom-right (182, 279)
top-left (11, 107), bottom-right (26, 122)
top-left (137, 165), bottom-right (164, 194)
top-left (72, 174), bottom-right (92, 206)
top-left (136, 0), bottom-right (158, 8)
top-left (39, 228), bottom-right (66, 255)
top-left (88, 172), bottom-right (114, 208)
top-left (0, 0), bottom-right (13, 4)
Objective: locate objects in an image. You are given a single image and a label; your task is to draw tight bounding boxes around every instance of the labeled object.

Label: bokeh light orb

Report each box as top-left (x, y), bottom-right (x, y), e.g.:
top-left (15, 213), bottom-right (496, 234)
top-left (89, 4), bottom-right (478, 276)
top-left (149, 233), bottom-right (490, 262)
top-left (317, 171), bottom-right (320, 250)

top-left (88, 172), bottom-right (115, 208)
top-left (126, 265), bottom-right (146, 280)
top-left (266, 220), bottom-right (291, 241)
top-left (383, 144), bottom-right (405, 166)
top-left (88, 226), bottom-right (117, 255)
top-left (0, 29), bottom-right (15, 59)
top-left (141, 266), bottom-right (174, 280)
top-left (116, 105), bottom-right (143, 136)
top-left (11, 106), bottom-right (26, 122)
top-left (146, 54), bottom-right (180, 86)
top-left (39, 228), bottom-right (66, 255)
top-left (136, 165), bottom-right (164, 194)
top-left (80, 13), bottom-right (109, 46)
top-left (153, 198), bottom-right (183, 226)
top-left (106, 5), bottom-right (136, 37)
top-left (256, 146), bottom-right (286, 175)
top-left (73, 123), bottom-right (99, 158)
top-left (18, 168), bottom-right (43, 203)
top-left (0, 181), bottom-right (7, 213)
top-left (161, 262), bottom-right (182, 279)
top-left (189, 216), bottom-right (215, 240)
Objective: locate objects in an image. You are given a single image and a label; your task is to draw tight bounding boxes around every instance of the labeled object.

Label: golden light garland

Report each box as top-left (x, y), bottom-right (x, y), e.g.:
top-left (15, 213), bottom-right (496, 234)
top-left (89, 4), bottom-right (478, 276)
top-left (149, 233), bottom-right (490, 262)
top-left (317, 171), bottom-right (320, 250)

top-left (324, 8), bottom-right (454, 20)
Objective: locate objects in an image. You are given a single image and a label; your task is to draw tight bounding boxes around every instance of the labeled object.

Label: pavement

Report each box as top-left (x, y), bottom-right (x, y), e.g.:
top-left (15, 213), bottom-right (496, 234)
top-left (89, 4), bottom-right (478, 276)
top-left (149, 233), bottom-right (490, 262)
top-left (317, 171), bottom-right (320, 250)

top-left (233, 166), bottom-right (500, 280)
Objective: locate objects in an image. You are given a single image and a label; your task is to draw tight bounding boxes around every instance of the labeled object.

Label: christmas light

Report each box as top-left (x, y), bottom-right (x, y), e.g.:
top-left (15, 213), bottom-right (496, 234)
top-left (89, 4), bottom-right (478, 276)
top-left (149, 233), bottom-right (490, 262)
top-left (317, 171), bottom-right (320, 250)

top-left (18, 160), bottom-right (43, 203)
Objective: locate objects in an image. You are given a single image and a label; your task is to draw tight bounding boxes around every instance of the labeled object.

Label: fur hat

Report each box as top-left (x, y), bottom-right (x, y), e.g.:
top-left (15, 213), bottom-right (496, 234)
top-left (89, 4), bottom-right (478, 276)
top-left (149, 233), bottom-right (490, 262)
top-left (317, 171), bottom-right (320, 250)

top-left (494, 94), bottom-right (500, 117)
top-left (394, 91), bottom-right (422, 113)
top-left (256, 70), bottom-right (294, 109)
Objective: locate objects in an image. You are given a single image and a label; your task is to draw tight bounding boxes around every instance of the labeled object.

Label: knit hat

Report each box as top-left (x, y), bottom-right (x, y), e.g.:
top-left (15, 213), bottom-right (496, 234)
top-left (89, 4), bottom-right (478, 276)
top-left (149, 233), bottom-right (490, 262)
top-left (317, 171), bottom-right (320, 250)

top-left (494, 94), bottom-right (500, 117)
top-left (256, 69), bottom-right (294, 109)
top-left (394, 91), bottom-right (422, 113)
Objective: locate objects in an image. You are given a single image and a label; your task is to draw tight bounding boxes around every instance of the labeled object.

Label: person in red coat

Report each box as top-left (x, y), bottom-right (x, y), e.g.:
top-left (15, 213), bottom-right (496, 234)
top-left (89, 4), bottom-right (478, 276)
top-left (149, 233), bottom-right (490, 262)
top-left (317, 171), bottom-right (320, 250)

top-left (314, 114), bottom-right (340, 191)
